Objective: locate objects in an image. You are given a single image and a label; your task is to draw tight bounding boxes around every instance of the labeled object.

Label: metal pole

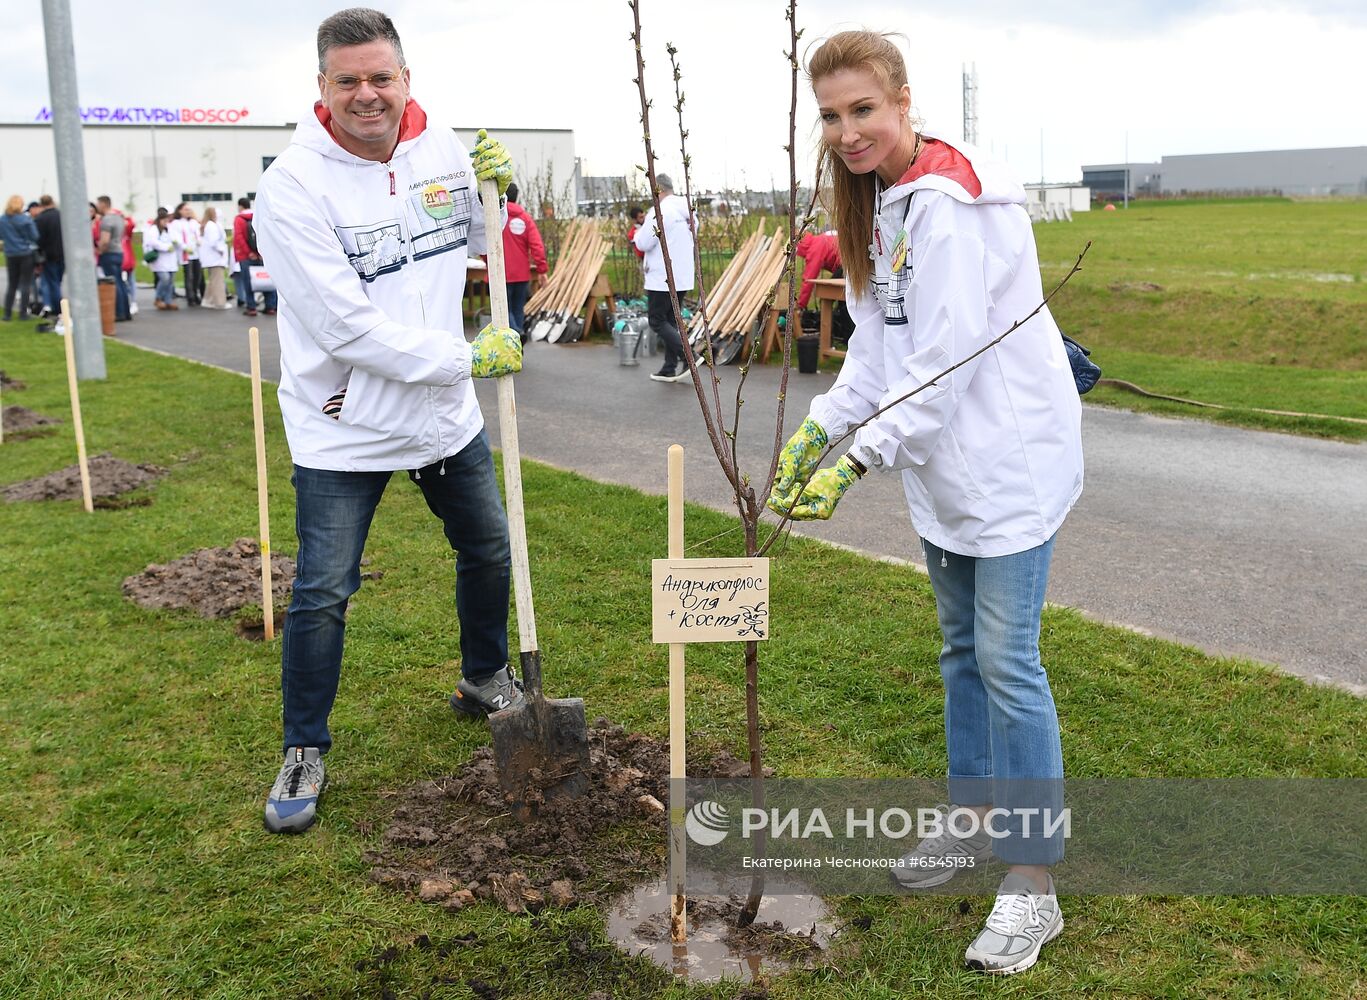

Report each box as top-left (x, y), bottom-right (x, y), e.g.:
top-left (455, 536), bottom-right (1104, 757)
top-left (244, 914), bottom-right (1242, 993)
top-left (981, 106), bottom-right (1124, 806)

top-left (1124, 131), bottom-right (1130, 209)
top-left (41, 0), bottom-right (105, 378)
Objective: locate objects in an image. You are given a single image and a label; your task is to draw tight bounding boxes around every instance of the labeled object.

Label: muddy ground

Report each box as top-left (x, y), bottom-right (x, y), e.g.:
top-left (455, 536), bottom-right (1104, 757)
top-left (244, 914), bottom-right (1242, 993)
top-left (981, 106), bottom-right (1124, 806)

top-left (122, 538), bottom-right (295, 619)
top-left (361, 721), bottom-right (822, 991)
top-left (2, 405), bottom-right (61, 439)
top-left (366, 719), bottom-right (669, 913)
top-left (2, 452), bottom-right (165, 503)
top-left (0, 370), bottom-right (25, 390)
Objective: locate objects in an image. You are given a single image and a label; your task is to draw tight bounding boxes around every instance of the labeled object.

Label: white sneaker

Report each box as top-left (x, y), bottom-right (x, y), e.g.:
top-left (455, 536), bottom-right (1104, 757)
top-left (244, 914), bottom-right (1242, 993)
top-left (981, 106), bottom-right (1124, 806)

top-left (964, 872), bottom-right (1063, 975)
top-left (129, 301), bottom-right (139, 316)
top-left (891, 803), bottom-right (992, 888)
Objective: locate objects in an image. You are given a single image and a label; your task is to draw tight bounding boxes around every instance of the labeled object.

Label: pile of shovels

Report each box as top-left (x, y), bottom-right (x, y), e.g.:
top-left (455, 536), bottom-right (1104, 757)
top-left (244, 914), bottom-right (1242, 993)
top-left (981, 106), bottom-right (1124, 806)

top-left (687, 225), bottom-right (788, 365)
top-left (526, 219), bottom-right (609, 344)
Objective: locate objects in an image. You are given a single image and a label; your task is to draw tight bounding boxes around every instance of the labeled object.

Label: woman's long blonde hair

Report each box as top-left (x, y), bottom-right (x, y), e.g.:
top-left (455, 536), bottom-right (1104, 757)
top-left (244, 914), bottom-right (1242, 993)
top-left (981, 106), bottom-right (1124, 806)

top-left (200, 205), bottom-right (217, 234)
top-left (807, 31), bottom-right (912, 292)
top-left (4, 194), bottom-right (23, 216)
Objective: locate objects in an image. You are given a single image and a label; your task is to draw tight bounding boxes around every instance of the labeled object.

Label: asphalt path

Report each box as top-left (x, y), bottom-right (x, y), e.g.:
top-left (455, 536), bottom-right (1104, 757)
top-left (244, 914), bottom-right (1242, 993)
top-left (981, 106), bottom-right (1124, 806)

top-left (109, 291), bottom-right (1367, 692)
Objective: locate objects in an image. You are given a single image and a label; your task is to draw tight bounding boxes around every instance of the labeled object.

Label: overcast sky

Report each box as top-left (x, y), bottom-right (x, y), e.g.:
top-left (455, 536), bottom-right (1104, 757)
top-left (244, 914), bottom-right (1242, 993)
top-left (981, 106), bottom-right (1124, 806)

top-left (6, 0), bottom-right (1365, 190)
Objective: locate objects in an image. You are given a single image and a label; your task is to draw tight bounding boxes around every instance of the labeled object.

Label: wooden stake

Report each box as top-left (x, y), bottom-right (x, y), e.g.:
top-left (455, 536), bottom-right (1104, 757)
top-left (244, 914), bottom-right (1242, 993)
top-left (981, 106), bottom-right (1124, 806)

top-left (248, 326), bottom-right (274, 640)
top-left (59, 299), bottom-right (93, 513)
top-left (667, 443), bottom-right (687, 943)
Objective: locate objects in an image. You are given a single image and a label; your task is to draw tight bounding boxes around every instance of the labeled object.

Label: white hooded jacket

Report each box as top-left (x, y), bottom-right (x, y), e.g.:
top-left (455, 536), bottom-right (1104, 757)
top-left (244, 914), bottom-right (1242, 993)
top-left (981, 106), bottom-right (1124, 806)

top-left (254, 100), bottom-right (498, 471)
top-left (633, 192), bottom-right (695, 292)
top-left (808, 134), bottom-right (1083, 558)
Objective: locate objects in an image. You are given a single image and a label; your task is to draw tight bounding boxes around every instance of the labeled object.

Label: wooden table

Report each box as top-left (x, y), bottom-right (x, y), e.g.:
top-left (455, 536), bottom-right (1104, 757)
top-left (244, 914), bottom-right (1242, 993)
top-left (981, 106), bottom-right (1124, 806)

top-left (758, 277), bottom-right (848, 363)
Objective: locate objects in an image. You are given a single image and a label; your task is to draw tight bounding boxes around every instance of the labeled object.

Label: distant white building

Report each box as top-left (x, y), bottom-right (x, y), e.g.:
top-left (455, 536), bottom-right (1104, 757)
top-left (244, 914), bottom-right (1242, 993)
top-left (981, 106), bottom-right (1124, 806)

top-left (0, 118), bottom-right (577, 222)
top-left (1023, 182), bottom-right (1090, 221)
top-left (1082, 146), bottom-right (1367, 199)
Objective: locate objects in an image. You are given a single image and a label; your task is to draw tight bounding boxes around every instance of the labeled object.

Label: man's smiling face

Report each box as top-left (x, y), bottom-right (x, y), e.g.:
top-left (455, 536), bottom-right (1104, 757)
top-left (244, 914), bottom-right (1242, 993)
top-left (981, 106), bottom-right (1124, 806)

top-left (318, 39), bottom-right (410, 162)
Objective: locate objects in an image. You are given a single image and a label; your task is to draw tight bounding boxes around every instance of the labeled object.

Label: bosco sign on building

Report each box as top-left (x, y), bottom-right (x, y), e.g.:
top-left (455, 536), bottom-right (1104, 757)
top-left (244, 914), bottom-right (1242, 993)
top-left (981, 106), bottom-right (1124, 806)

top-left (32, 106), bottom-right (252, 124)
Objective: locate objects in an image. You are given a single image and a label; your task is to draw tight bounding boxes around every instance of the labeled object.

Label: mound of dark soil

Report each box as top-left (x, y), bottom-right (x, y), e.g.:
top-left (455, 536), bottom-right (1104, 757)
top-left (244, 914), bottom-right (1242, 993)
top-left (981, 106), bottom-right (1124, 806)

top-left (2, 405), bottom-right (61, 439)
top-left (2, 452), bottom-right (164, 502)
top-left (365, 719), bottom-right (670, 912)
top-left (122, 538), bottom-right (295, 619)
top-left (0, 370), bottom-right (25, 390)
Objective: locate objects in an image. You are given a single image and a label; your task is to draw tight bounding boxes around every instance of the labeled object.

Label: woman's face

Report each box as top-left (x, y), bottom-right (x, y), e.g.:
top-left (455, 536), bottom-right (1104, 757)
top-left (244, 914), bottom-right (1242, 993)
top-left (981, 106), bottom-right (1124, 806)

top-left (814, 67), bottom-right (914, 185)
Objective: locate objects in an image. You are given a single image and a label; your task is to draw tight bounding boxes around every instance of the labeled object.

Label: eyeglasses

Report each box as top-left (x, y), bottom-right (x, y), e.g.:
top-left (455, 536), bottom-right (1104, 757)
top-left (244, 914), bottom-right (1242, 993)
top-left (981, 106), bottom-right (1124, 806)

top-left (321, 66), bottom-right (406, 93)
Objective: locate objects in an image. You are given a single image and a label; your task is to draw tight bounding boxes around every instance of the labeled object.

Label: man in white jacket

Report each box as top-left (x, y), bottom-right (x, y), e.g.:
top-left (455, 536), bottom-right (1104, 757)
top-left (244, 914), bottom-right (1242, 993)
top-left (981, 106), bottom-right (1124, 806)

top-left (253, 7), bottom-right (523, 835)
top-left (632, 173), bottom-right (695, 382)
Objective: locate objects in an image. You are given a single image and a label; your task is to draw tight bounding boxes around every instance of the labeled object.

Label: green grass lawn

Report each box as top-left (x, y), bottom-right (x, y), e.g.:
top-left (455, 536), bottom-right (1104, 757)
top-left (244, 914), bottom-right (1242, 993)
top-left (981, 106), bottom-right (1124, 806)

top-left (1, 327), bottom-right (1364, 998)
top-left (1034, 199), bottom-right (1367, 439)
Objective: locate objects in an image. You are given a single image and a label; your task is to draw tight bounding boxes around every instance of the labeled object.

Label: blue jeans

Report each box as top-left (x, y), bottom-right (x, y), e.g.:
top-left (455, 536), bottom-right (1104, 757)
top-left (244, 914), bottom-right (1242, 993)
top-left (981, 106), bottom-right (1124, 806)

top-left (123, 269), bottom-right (136, 306)
top-left (238, 260), bottom-right (277, 311)
top-left (154, 272), bottom-right (176, 305)
top-left (924, 535), bottom-right (1064, 865)
top-left (281, 430), bottom-right (511, 753)
top-left (506, 280), bottom-right (529, 335)
top-left (98, 253), bottom-right (129, 320)
top-left (39, 260), bottom-right (64, 313)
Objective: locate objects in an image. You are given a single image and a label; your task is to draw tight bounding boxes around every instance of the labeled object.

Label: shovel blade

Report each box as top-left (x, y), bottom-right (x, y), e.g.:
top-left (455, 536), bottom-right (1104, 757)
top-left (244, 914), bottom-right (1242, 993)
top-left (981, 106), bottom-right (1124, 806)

top-left (489, 693), bottom-right (590, 812)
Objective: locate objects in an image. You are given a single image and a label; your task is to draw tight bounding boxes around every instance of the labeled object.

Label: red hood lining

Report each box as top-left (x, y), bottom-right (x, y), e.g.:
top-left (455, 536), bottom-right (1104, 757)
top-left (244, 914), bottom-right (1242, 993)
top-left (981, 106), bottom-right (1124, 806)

top-left (894, 138), bottom-right (982, 199)
top-left (313, 98), bottom-right (427, 158)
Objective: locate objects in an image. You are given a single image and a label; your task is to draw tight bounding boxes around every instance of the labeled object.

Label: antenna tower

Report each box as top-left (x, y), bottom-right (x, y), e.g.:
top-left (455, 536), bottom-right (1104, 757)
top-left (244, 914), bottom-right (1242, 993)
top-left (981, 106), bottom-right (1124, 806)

top-left (962, 62), bottom-right (979, 146)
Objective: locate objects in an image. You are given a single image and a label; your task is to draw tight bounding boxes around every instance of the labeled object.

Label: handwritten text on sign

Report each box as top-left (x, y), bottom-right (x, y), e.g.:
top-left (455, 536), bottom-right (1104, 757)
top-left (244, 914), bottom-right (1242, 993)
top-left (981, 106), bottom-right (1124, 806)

top-left (651, 558), bottom-right (770, 644)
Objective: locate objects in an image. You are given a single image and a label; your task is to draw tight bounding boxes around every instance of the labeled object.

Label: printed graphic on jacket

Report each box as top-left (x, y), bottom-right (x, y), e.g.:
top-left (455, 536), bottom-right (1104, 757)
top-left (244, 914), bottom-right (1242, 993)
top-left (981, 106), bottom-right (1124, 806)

top-left (333, 180), bottom-right (473, 283)
top-left (870, 254), bottom-right (910, 325)
top-left (336, 221), bottom-right (406, 281)
top-left (406, 182), bottom-right (472, 260)
top-left (869, 223), bottom-right (910, 325)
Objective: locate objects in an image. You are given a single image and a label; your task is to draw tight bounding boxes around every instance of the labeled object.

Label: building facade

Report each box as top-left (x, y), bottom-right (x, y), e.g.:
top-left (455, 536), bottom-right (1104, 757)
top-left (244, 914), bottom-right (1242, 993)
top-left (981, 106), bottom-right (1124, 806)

top-left (0, 121), bottom-right (577, 222)
top-left (1082, 146), bottom-right (1367, 199)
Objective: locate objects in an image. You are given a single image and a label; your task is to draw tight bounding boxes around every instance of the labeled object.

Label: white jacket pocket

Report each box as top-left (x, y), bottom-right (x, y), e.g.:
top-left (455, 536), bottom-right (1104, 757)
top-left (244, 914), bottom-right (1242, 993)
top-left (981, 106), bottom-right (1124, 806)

top-left (335, 368), bottom-right (417, 432)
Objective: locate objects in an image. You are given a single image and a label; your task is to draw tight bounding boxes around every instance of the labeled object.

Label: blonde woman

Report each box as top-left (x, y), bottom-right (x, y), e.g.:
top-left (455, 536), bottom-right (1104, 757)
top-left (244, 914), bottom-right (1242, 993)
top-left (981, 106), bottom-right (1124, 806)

top-left (768, 31), bottom-right (1083, 975)
top-left (198, 206), bottom-right (231, 308)
top-left (0, 194), bottom-right (40, 321)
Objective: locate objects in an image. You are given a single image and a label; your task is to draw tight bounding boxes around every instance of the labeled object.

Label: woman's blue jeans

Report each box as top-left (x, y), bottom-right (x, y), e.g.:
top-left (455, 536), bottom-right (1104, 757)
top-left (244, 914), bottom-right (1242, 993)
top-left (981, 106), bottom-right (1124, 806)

top-left (154, 271), bottom-right (175, 305)
top-left (281, 431), bottom-right (511, 753)
top-left (923, 535), bottom-right (1065, 865)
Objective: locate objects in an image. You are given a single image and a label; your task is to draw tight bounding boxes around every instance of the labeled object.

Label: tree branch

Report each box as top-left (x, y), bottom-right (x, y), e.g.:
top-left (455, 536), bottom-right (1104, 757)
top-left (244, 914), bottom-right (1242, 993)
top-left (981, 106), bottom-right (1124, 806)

top-left (629, 1), bottom-right (738, 489)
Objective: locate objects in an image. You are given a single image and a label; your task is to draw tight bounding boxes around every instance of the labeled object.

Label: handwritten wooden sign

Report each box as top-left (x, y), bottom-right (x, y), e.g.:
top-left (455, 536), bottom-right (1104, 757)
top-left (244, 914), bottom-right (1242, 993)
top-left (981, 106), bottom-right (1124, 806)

top-left (651, 558), bottom-right (771, 644)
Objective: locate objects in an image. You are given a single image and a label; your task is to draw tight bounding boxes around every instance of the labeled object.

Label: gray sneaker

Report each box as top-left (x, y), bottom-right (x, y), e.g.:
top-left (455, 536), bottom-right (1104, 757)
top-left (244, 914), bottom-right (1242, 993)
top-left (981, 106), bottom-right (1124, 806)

top-left (264, 747), bottom-right (326, 834)
top-left (891, 804), bottom-right (993, 888)
top-left (964, 872), bottom-right (1063, 975)
top-left (449, 665), bottom-right (525, 719)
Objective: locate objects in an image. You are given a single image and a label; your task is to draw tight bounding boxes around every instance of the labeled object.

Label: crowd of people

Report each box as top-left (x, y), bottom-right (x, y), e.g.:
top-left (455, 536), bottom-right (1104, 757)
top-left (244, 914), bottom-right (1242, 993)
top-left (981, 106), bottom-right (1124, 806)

top-left (0, 194), bottom-right (277, 329)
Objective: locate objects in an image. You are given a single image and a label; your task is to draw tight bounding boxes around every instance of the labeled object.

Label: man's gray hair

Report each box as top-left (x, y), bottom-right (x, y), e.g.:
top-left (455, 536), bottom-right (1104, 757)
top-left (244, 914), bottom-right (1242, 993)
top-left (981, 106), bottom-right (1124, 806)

top-left (656, 173), bottom-right (674, 192)
top-left (317, 7), bottom-right (406, 72)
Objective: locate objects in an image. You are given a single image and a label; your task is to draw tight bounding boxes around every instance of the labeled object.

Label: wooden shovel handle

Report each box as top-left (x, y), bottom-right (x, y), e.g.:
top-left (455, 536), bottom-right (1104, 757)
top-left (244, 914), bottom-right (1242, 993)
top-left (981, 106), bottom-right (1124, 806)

top-left (479, 174), bottom-right (538, 662)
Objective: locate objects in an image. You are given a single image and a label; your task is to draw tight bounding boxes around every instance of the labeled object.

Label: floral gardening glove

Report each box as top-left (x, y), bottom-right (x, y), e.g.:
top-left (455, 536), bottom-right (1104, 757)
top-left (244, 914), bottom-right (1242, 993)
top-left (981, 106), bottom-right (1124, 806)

top-left (773, 455), bottom-right (863, 521)
top-left (472, 129), bottom-right (513, 197)
top-left (470, 323), bottom-right (523, 378)
top-left (766, 416), bottom-right (829, 512)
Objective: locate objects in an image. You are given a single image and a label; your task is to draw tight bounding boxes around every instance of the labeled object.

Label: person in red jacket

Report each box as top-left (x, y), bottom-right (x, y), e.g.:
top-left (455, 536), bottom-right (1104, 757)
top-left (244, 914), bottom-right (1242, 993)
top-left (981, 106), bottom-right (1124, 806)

top-left (233, 196), bottom-right (276, 316)
top-left (625, 206), bottom-right (646, 259)
top-left (795, 230), bottom-right (842, 309)
top-left (499, 183), bottom-right (546, 341)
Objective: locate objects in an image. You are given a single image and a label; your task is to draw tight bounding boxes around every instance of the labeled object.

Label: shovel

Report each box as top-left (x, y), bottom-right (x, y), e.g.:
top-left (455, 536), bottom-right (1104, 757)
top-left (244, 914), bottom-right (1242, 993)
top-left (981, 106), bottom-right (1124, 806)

top-left (477, 171), bottom-right (590, 815)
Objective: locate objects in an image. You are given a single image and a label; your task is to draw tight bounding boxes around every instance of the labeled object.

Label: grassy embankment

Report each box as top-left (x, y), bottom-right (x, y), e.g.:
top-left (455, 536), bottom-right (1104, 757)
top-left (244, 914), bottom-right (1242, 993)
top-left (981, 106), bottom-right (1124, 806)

top-left (1034, 198), bottom-right (1366, 440)
top-left (1, 324), bottom-right (1364, 998)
